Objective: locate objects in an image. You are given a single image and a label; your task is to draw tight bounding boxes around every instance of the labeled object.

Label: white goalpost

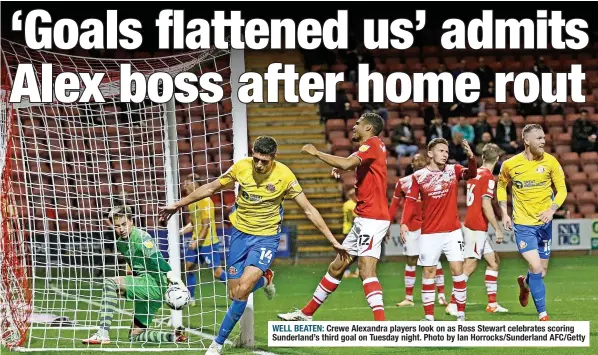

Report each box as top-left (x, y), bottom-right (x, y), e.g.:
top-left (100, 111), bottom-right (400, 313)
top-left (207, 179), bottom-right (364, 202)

top-left (0, 38), bottom-right (254, 351)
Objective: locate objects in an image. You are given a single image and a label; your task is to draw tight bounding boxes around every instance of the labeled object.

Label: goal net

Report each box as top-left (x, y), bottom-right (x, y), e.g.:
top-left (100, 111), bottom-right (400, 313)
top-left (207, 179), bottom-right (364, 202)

top-left (0, 39), bottom-right (250, 351)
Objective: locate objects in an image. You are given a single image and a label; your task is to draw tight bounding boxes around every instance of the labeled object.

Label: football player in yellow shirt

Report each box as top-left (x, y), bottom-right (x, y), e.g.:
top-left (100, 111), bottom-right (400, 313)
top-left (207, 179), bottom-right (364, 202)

top-left (342, 188), bottom-right (359, 278)
top-left (159, 136), bottom-right (346, 354)
top-left (497, 124), bottom-right (567, 321)
top-left (180, 174), bottom-right (226, 306)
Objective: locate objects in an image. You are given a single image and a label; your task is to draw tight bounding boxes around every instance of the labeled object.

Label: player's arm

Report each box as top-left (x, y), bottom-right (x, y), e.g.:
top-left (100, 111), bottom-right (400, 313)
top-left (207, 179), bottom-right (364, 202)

top-left (541, 160), bottom-right (568, 222)
top-left (388, 182), bottom-right (403, 223)
top-left (301, 144), bottom-right (361, 170)
top-left (159, 177), bottom-right (224, 222)
top-left (459, 140), bottom-right (478, 180)
top-left (400, 176), bottom-right (420, 241)
top-left (481, 176), bottom-right (503, 242)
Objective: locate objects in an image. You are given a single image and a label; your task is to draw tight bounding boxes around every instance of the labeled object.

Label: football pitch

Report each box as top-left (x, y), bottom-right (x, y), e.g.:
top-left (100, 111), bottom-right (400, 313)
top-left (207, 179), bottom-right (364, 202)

top-left (11, 255), bottom-right (598, 354)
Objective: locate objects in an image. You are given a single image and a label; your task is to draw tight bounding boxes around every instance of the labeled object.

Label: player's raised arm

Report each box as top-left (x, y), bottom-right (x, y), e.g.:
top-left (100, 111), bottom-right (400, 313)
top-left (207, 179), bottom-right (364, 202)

top-left (293, 192), bottom-right (350, 261)
top-left (159, 178), bottom-right (224, 222)
top-left (388, 182), bottom-right (403, 223)
top-left (301, 144), bottom-right (361, 171)
top-left (459, 139), bottom-right (478, 180)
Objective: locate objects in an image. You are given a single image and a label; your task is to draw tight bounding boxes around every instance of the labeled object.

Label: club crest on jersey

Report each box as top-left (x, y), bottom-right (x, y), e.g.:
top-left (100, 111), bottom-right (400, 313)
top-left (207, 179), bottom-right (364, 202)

top-left (536, 166), bottom-right (545, 173)
top-left (266, 183), bottom-right (276, 192)
top-left (359, 145), bottom-right (370, 152)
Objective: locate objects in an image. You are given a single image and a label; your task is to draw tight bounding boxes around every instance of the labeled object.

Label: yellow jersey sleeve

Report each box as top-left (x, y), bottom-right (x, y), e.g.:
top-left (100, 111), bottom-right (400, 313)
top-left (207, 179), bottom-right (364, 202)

top-left (549, 158), bottom-right (567, 208)
top-left (218, 160), bottom-right (241, 186)
top-left (497, 161), bottom-right (511, 202)
top-left (285, 174), bottom-right (303, 199)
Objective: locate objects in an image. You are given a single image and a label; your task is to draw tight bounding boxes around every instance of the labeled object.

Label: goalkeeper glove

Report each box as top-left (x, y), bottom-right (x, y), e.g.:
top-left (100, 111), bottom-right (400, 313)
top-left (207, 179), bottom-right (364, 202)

top-left (166, 271), bottom-right (185, 288)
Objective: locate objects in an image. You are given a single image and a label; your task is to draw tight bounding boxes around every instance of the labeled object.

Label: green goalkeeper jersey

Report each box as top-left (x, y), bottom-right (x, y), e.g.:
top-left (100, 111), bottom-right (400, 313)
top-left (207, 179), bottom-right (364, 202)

top-left (116, 227), bottom-right (172, 285)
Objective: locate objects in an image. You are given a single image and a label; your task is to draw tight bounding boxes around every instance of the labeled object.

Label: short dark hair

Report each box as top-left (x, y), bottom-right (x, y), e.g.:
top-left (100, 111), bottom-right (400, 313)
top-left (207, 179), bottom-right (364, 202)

top-left (253, 136), bottom-right (278, 156)
top-left (428, 138), bottom-right (449, 151)
top-left (361, 112), bottom-right (384, 136)
top-left (108, 205), bottom-right (132, 223)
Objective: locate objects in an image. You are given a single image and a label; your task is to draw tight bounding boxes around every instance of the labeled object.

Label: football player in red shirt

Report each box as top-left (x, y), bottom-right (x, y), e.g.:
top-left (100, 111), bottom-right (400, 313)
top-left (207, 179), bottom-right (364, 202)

top-left (401, 137), bottom-right (477, 321)
top-left (446, 143), bottom-right (509, 316)
top-left (388, 154), bottom-right (448, 307)
top-left (278, 113), bottom-right (390, 322)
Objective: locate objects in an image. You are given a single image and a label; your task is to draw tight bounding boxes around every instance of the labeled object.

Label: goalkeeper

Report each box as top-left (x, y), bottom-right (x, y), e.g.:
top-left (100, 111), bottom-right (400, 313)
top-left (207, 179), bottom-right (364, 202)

top-left (83, 206), bottom-right (186, 345)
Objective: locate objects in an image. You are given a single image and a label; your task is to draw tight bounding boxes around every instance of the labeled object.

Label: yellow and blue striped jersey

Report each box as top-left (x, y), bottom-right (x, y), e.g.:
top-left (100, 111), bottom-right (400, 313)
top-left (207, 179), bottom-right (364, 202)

top-left (188, 197), bottom-right (217, 247)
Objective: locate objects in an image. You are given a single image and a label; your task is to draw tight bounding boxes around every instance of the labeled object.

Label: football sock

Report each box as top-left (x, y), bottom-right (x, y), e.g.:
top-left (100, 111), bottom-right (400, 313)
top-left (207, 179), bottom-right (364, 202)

top-left (218, 272), bottom-right (227, 282)
top-left (485, 269), bottom-right (499, 305)
top-left (186, 272), bottom-right (196, 298)
top-left (131, 330), bottom-right (174, 343)
top-left (404, 265), bottom-right (416, 301)
top-left (453, 274), bottom-right (467, 316)
top-left (528, 272), bottom-right (547, 314)
top-left (422, 278), bottom-right (435, 320)
top-left (98, 279), bottom-right (118, 332)
top-left (435, 262), bottom-right (445, 295)
top-left (363, 277), bottom-right (385, 321)
top-left (215, 299), bottom-right (247, 345)
top-left (251, 276), bottom-right (266, 293)
top-left (302, 273), bottom-right (340, 316)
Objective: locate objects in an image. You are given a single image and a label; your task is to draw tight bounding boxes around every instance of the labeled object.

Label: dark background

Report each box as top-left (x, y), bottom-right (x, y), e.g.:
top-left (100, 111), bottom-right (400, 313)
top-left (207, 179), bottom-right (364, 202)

top-left (1, 2), bottom-right (596, 52)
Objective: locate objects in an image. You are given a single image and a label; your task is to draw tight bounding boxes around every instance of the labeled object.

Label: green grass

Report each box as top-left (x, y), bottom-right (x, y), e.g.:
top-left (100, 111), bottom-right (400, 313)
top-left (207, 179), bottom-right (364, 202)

top-left (6, 255), bottom-right (598, 354)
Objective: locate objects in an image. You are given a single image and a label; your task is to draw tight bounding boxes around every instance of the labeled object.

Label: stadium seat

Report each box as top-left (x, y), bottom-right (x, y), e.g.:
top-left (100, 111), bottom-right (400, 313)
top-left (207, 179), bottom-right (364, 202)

top-left (580, 152), bottom-right (598, 164)
top-left (559, 152), bottom-right (580, 166)
top-left (331, 137), bottom-right (353, 151)
top-left (326, 119), bottom-right (346, 132)
top-left (588, 172), bottom-right (598, 185)
top-left (568, 172), bottom-right (588, 186)
top-left (553, 133), bottom-right (572, 145)
top-left (578, 203), bottom-right (596, 215)
top-left (571, 184), bottom-right (588, 194)
top-left (577, 191), bottom-right (596, 204)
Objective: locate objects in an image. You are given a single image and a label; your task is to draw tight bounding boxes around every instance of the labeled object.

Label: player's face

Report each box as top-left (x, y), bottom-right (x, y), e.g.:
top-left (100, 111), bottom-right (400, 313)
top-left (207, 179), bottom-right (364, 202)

top-left (183, 180), bottom-right (198, 195)
top-left (252, 152), bottom-right (274, 174)
top-left (428, 144), bottom-right (449, 166)
top-left (351, 118), bottom-right (367, 142)
top-left (526, 129), bottom-right (546, 155)
top-left (112, 216), bottom-right (133, 238)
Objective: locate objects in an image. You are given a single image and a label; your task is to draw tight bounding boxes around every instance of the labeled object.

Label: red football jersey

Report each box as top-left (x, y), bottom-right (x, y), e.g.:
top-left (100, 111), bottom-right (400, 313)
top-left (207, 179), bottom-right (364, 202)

top-left (464, 167), bottom-right (496, 231)
top-left (350, 136), bottom-right (390, 221)
top-left (388, 175), bottom-right (422, 231)
top-left (404, 161), bottom-right (476, 234)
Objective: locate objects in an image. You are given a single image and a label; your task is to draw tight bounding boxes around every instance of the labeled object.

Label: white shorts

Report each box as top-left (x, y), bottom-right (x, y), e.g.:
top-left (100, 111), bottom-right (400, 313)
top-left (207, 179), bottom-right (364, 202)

top-left (403, 229), bottom-right (421, 256)
top-left (342, 217), bottom-right (391, 259)
top-left (463, 226), bottom-right (495, 260)
top-left (418, 229), bottom-right (464, 266)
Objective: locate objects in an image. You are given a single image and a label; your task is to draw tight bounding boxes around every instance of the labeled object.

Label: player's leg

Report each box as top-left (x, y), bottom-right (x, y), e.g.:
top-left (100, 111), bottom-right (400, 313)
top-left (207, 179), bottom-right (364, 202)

top-left (419, 233), bottom-right (443, 321)
top-left (447, 227), bottom-right (477, 316)
top-left (82, 276), bottom-right (127, 344)
top-left (444, 229), bottom-right (467, 321)
top-left (209, 243), bottom-right (228, 282)
top-left (184, 245), bottom-right (200, 304)
top-left (398, 229), bottom-right (420, 307)
top-left (514, 223), bottom-right (549, 320)
top-left (355, 218), bottom-right (390, 321)
top-left (435, 261), bottom-right (446, 305)
top-left (212, 231), bottom-right (280, 350)
top-left (483, 249), bottom-right (508, 313)
top-left (128, 275), bottom-right (185, 343)
top-left (279, 221), bottom-right (358, 321)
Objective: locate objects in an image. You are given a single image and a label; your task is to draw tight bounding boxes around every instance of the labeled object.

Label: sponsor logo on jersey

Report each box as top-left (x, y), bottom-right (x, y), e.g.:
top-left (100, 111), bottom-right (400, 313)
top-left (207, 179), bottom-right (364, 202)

top-left (241, 190), bottom-right (263, 203)
top-left (143, 240), bottom-right (153, 249)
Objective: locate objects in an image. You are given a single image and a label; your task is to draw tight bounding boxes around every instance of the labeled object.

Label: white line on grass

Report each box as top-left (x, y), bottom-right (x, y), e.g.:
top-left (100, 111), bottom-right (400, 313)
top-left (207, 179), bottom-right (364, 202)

top-left (48, 285), bottom-right (277, 355)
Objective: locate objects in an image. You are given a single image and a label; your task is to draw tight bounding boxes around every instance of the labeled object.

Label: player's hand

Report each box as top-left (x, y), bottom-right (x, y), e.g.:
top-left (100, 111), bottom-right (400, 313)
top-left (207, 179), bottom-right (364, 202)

top-left (384, 229), bottom-right (391, 243)
top-left (331, 168), bottom-right (340, 179)
top-left (462, 139), bottom-right (474, 158)
top-left (332, 242), bottom-right (351, 263)
top-left (495, 230), bottom-right (504, 244)
top-left (502, 216), bottom-right (513, 232)
top-left (301, 144), bottom-right (319, 156)
top-left (188, 241), bottom-right (197, 250)
top-left (538, 209), bottom-right (555, 224)
top-left (158, 203), bottom-right (180, 223)
top-left (166, 271), bottom-right (185, 289)
top-left (399, 224), bottom-right (410, 244)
